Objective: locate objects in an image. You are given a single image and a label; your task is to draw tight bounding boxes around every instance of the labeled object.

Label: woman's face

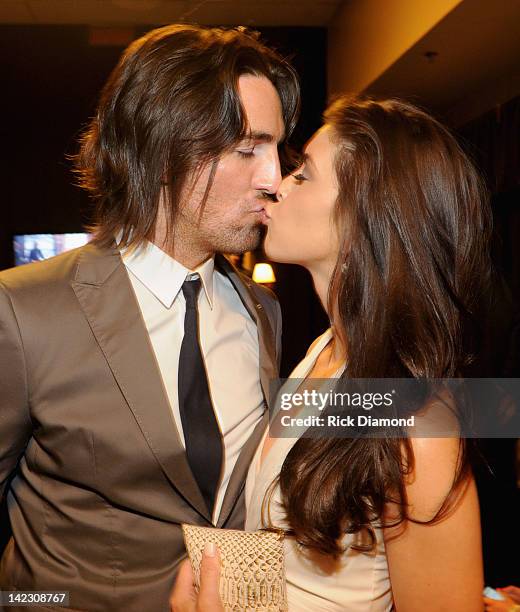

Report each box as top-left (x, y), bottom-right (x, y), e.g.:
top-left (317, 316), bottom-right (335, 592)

top-left (263, 125), bottom-right (339, 269)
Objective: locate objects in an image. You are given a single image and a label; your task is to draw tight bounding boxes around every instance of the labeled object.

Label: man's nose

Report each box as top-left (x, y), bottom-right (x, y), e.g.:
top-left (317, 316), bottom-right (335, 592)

top-left (254, 151), bottom-right (282, 195)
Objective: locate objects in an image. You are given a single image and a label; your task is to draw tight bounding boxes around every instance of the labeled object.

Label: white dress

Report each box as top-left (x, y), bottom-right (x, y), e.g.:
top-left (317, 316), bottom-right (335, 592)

top-left (245, 329), bottom-right (393, 611)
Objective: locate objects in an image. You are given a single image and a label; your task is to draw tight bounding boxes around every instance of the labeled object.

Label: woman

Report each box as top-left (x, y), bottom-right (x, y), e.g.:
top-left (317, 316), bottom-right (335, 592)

top-left (171, 95), bottom-right (490, 611)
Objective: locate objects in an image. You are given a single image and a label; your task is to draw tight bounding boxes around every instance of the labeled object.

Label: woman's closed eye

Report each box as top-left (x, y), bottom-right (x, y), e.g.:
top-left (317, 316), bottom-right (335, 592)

top-left (292, 172), bottom-right (308, 183)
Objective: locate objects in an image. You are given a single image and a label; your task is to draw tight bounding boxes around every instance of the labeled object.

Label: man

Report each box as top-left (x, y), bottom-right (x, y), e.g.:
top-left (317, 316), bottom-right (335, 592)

top-left (0, 24), bottom-right (299, 611)
top-left (28, 242), bottom-right (44, 262)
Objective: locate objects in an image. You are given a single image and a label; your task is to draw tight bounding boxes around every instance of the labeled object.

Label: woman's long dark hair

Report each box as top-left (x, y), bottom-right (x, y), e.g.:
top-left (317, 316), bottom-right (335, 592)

top-left (275, 96), bottom-right (492, 557)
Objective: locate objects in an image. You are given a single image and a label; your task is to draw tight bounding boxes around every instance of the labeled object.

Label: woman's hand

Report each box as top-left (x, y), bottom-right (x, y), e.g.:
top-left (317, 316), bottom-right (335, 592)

top-left (170, 543), bottom-right (224, 612)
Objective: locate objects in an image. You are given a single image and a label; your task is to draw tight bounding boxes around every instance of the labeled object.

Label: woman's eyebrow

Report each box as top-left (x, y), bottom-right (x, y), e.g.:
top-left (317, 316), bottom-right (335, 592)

top-left (301, 152), bottom-right (317, 171)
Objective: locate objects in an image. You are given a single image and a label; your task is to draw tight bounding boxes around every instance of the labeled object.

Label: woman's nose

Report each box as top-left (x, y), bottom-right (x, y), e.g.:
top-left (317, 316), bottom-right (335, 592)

top-left (276, 175), bottom-right (292, 202)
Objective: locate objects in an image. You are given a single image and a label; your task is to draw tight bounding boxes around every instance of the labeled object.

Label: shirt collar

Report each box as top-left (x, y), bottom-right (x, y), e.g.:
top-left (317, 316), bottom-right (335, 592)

top-left (120, 241), bottom-right (214, 309)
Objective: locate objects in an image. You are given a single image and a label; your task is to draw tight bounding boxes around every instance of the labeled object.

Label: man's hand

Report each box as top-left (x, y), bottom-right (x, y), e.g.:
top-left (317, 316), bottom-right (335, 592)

top-left (170, 543), bottom-right (224, 612)
top-left (499, 587), bottom-right (520, 605)
top-left (483, 593), bottom-right (520, 612)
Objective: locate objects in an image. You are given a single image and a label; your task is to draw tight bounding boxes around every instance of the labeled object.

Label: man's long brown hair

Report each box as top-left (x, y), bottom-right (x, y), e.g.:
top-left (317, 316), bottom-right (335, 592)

top-left (74, 24), bottom-right (300, 251)
top-left (276, 96), bottom-right (492, 557)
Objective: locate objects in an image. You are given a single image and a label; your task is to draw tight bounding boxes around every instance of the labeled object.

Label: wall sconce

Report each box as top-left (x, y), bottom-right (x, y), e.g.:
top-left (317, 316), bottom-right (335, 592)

top-left (252, 263), bottom-right (276, 284)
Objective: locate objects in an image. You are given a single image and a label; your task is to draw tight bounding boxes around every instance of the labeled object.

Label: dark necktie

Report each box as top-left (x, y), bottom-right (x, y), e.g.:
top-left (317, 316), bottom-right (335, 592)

top-left (178, 277), bottom-right (223, 515)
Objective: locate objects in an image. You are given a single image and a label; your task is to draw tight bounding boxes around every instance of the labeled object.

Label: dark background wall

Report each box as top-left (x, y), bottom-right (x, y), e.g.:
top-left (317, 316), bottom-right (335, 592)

top-left (457, 98), bottom-right (520, 586)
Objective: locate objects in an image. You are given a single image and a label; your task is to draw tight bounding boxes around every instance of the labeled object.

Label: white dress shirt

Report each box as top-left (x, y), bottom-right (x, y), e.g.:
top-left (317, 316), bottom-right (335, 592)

top-left (121, 241), bottom-right (264, 523)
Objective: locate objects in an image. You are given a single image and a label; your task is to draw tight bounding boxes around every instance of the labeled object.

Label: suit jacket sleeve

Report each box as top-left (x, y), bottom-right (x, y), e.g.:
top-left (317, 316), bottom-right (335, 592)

top-left (0, 280), bottom-right (31, 500)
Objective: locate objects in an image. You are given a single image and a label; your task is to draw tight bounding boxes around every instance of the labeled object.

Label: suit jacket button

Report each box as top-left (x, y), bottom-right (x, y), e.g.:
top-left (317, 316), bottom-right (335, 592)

top-left (256, 303), bottom-right (263, 310)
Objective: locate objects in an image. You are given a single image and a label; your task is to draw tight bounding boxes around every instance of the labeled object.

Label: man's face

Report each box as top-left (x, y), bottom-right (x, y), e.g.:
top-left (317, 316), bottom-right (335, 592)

top-left (176, 75), bottom-right (285, 257)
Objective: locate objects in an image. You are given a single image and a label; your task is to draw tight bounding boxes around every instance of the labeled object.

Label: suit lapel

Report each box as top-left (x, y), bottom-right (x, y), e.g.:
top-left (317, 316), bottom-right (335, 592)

top-left (215, 255), bottom-right (278, 527)
top-left (71, 244), bottom-right (210, 521)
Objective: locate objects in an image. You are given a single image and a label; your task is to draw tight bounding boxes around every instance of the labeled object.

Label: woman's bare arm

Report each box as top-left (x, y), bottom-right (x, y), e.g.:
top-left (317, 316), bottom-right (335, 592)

top-left (384, 435), bottom-right (484, 612)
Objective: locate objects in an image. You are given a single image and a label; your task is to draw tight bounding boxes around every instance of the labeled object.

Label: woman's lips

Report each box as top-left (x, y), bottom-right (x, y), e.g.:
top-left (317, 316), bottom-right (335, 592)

top-left (262, 204), bottom-right (273, 224)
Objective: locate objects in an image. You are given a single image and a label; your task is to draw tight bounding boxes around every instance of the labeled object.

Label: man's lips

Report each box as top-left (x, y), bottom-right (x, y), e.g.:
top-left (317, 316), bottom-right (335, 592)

top-left (251, 206), bottom-right (270, 224)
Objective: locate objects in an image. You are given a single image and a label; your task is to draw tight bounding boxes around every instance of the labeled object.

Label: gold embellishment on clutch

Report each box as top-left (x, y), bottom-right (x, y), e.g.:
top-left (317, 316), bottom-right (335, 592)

top-left (182, 524), bottom-right (288, 611)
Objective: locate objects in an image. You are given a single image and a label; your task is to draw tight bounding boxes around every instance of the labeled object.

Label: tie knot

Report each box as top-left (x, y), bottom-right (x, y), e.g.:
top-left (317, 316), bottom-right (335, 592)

top-left (182, 277), bottom-right (202, 309)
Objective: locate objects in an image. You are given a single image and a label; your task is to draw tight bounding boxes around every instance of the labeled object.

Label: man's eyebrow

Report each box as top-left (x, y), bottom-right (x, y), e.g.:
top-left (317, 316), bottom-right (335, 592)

top-left (242, 131), bottom-right (286, 145)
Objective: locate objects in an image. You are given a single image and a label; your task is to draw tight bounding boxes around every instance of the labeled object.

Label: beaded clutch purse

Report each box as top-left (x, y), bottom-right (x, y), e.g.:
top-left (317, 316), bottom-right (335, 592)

top-left (182, 524), bottom-right (288, 611)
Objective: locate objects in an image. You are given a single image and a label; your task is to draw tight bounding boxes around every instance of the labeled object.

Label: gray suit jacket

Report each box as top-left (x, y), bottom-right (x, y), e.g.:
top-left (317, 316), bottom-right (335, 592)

top-left (0, 243), bottom-right (281, 611)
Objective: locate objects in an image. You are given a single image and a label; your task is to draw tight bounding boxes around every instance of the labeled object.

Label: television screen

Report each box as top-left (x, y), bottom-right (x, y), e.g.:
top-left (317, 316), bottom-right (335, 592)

top-left (13, 233), bottom-right (91, 266)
